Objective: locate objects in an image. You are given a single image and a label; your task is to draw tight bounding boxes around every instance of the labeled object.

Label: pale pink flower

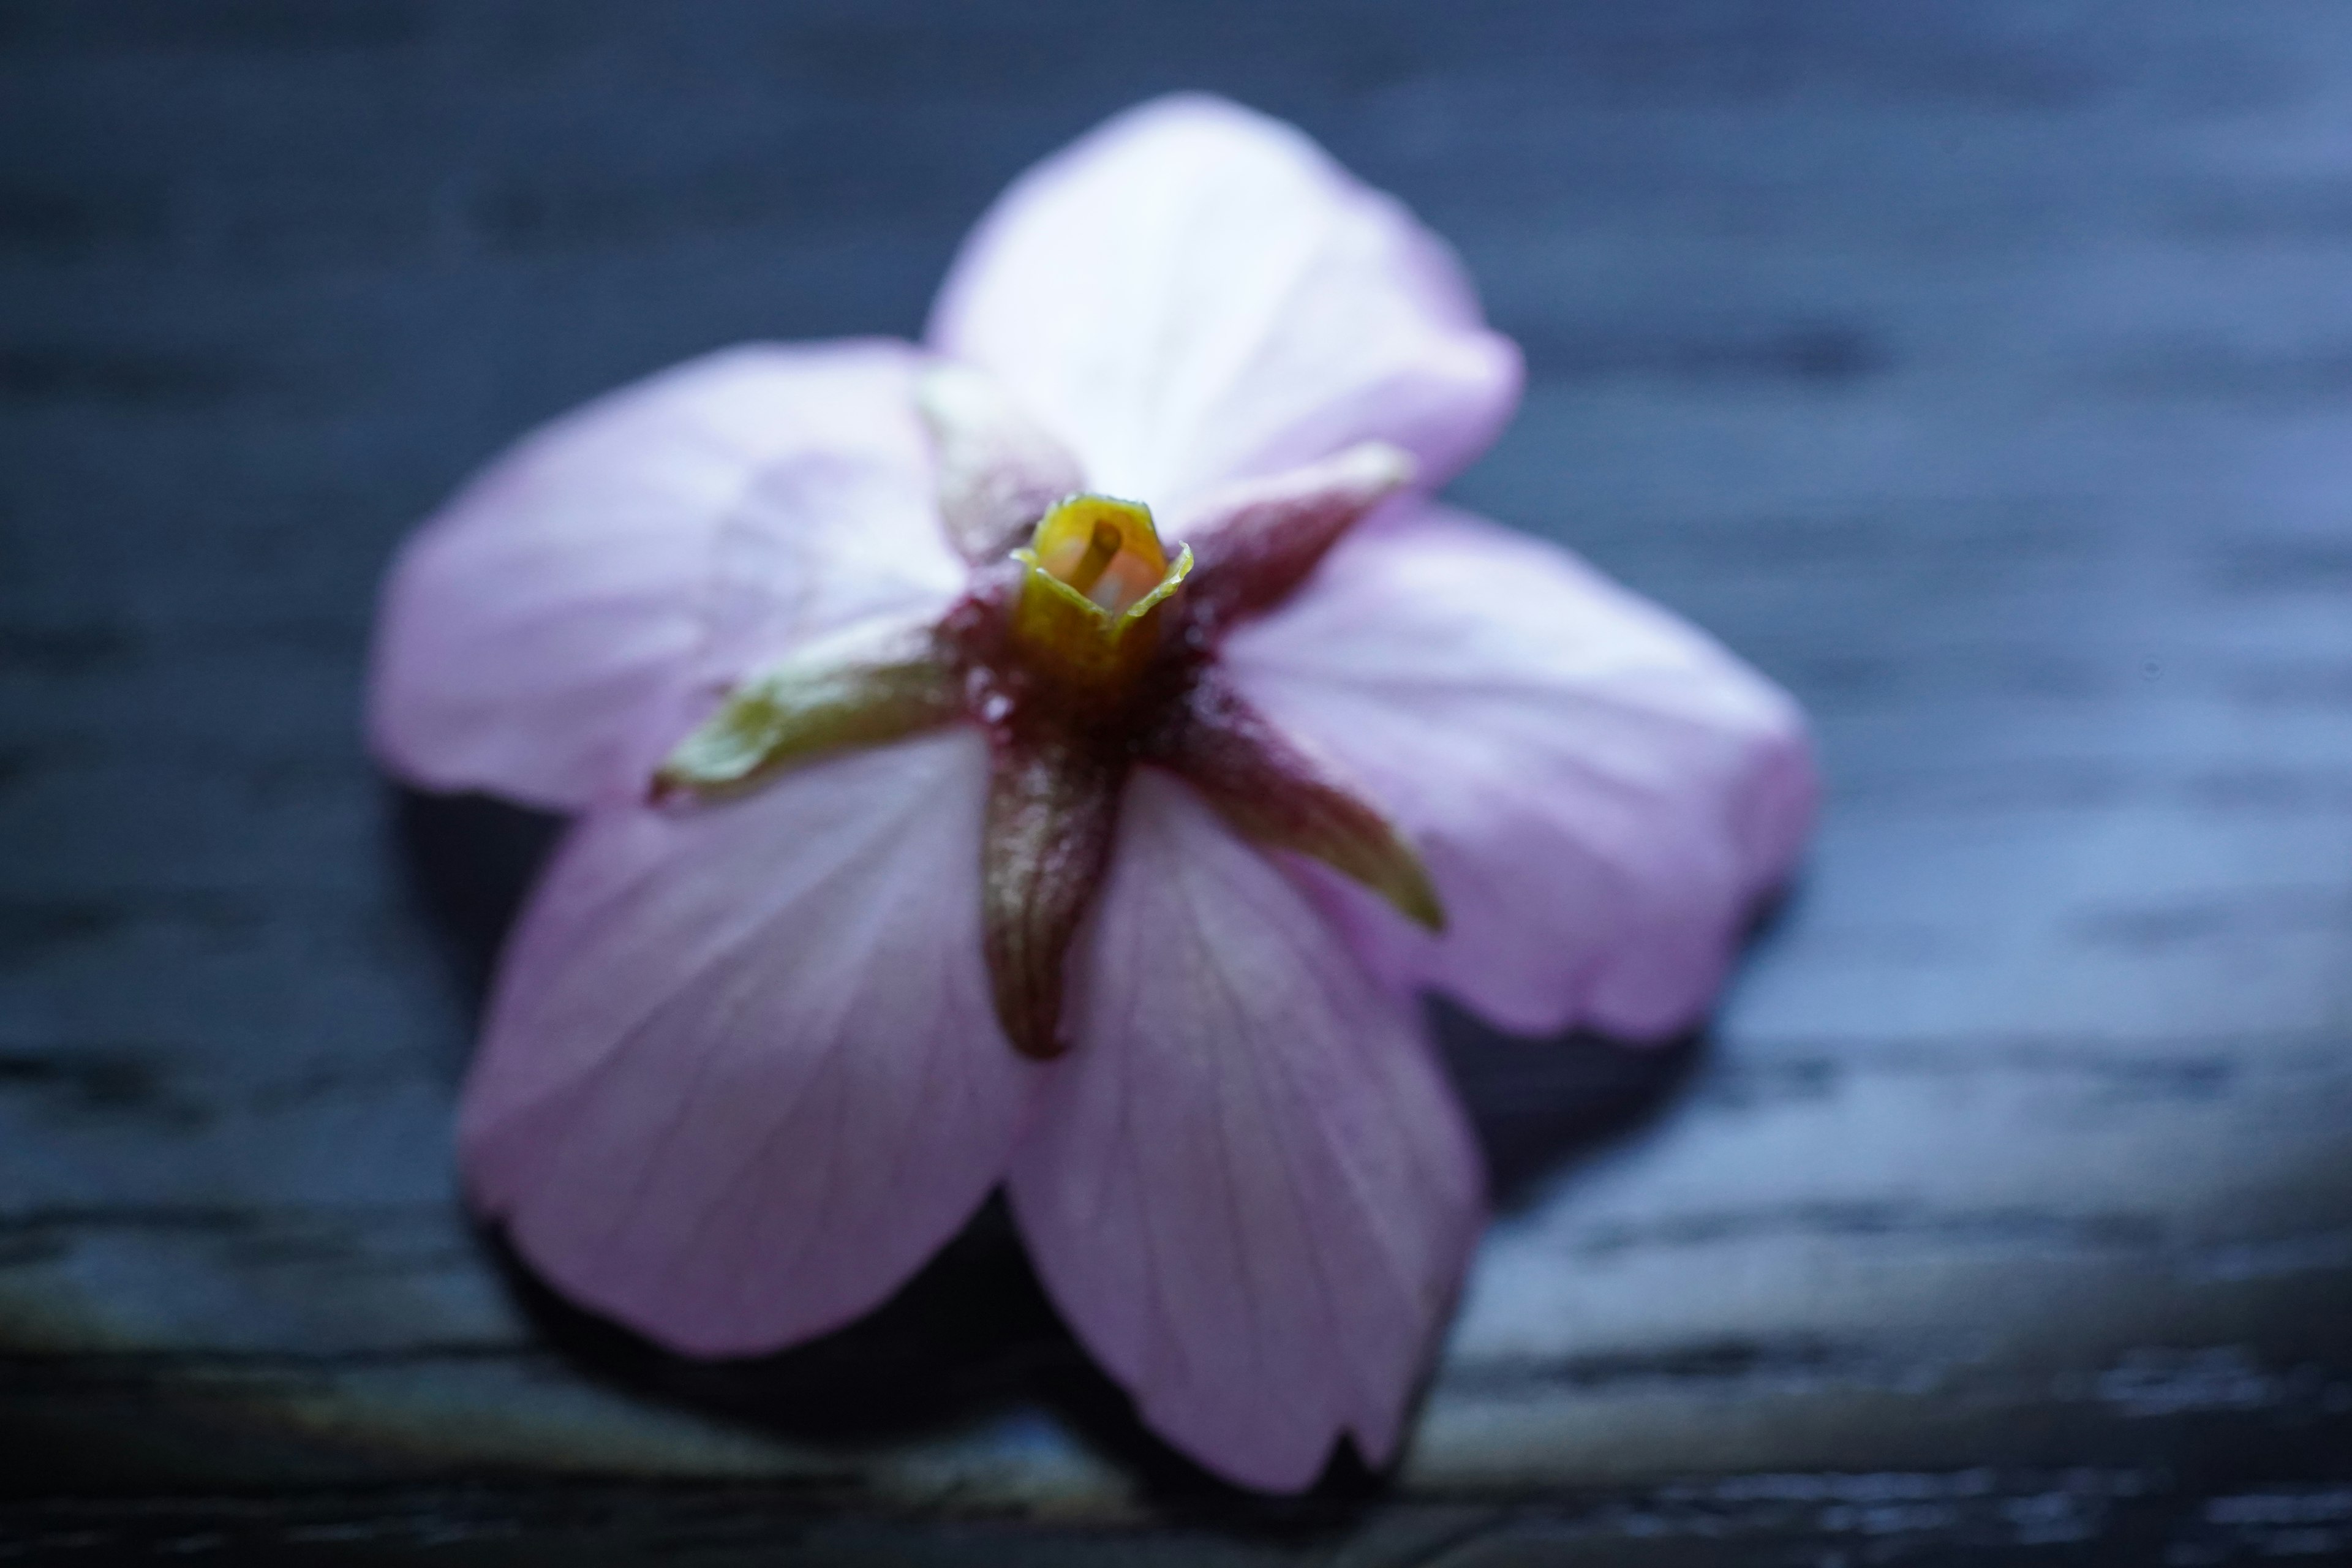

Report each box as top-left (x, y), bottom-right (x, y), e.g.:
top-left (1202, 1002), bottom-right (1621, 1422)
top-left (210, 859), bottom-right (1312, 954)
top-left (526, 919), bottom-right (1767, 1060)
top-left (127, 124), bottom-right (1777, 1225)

top-left (368, 95), bottom-right (1815, 1491)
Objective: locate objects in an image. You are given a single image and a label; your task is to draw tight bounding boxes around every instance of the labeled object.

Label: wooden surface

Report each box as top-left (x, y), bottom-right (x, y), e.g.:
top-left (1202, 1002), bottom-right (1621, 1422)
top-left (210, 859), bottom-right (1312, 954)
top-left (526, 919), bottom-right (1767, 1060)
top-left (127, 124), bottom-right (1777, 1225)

top-left (4, 1), bottom-right (2351, 1560)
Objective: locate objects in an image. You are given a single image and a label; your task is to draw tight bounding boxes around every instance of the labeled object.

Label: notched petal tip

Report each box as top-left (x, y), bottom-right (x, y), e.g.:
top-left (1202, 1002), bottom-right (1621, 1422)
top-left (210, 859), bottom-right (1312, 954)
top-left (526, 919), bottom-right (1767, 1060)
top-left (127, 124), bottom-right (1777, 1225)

top-left (656, 634), bottom-right (962, 798)
top-left (1003, 765), bottom-right (1483, 1496)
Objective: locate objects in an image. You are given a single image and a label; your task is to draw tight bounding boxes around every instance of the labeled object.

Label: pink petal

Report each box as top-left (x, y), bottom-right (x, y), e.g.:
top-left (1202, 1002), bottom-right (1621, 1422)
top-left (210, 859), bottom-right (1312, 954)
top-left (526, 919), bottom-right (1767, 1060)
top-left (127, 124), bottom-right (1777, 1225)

top-left (1008, 770), bottom-right (1483, 1492)
top-left (916, 361), bottom-right (1089, 562)
top-left (1221, 504), bottom-right (1817, 1041)
top-left (369, 340), bottom-right (965, 810)
top-left (927, 94), bottom-right (1521, 509)
top-left (461, 729), bottom-right (1038, 1357)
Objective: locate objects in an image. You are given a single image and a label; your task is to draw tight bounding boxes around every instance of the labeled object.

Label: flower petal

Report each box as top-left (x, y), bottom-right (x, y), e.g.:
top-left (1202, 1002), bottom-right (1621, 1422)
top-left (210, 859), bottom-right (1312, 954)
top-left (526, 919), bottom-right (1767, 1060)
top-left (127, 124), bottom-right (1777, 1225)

top-left (1221, 504), bottom-right (1817, 1041)
top-left (461, 729), bottom-right (1037, 1357)
top-left (927, 94), bottom-right (1522, 508)
top-left (916, 361), bottom-right (1088, 562)
top-left (1008, 770), bottom-right (1483, 1492)
top-left (370, 340), bottom-right (964, 810)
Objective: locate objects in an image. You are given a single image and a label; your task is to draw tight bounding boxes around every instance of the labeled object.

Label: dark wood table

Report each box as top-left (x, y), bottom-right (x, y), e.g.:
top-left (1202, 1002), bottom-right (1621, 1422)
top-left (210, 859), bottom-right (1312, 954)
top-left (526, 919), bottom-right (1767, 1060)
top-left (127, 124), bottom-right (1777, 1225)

top-left (4, 1), bottom-right (2350, 1560)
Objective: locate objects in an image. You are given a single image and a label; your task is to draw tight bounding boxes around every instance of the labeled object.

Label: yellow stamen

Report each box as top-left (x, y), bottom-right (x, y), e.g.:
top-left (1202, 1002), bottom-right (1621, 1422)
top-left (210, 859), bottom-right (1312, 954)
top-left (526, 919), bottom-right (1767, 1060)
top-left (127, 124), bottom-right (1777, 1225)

top-left (1066, 520), bottom-right (1123, 600)
top-left (1011, 494), bottom-right (1191, 691)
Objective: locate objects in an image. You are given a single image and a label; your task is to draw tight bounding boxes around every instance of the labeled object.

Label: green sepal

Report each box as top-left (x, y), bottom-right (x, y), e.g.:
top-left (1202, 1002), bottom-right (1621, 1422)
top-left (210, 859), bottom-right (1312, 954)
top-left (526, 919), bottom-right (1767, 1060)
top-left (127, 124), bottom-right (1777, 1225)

top-left (981, 736), bottom-right (1123, 1060)
top-left (656, 641), bottom-right (962, 796)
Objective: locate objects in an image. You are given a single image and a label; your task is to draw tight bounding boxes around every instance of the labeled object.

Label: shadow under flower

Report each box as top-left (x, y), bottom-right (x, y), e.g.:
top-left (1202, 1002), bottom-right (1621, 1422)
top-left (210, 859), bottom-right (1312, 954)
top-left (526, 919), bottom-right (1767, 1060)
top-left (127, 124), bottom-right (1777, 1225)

top-left (388, 783), bottom-right (1733, 1517)
top-left (1434, 1003), bottom-right (1709, 1215)
top-left (484, 1199), bottom-right (1392, 1524)
top-left (388, 785), bottom-right (562, 1078)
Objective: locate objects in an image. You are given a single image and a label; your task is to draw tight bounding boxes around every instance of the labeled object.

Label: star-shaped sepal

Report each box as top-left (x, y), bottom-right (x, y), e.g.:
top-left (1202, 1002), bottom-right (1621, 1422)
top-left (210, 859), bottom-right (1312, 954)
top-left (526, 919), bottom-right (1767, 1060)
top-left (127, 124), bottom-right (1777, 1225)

top-left (655, 366), bottom-right (1440, 1061)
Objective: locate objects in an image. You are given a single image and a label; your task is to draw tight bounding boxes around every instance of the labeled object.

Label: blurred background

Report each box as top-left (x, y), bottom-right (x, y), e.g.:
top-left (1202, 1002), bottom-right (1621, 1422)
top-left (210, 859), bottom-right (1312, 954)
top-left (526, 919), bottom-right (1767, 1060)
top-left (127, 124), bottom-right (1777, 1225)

top-left (2, 1), bottom-right (2350, 1561)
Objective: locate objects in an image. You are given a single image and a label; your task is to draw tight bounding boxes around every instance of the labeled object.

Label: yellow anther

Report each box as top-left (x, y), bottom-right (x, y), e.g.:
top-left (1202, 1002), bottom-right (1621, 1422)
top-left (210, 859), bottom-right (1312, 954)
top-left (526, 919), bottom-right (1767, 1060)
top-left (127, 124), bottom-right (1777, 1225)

top-left (1011, 494), bottom-right (1191, 692)
top-left (1066, 520), bottom-right (1124, 602)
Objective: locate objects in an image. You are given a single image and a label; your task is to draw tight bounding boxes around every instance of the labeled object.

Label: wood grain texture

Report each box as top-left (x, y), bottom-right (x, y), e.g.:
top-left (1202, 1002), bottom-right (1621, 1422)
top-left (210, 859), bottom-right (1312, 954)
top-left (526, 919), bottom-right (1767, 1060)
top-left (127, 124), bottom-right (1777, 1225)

top-left (2, 0), bottom-right (2350, 1559)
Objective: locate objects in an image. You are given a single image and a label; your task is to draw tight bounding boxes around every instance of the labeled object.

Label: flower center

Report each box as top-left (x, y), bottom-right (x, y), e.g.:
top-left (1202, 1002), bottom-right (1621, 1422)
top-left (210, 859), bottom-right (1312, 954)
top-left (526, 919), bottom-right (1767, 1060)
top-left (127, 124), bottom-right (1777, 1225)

top-left (1033, 497), bottom-right (1166, 614)
top-left (1006, 495), bottom-right (1193, 695)
top-left (654, 437), bottom-right (1438, 1060)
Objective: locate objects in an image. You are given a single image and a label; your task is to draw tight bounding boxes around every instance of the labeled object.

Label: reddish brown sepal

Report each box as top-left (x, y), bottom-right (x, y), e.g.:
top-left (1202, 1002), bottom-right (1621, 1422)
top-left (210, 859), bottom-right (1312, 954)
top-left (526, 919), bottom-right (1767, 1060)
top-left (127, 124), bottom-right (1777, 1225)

top-left (1147, 671), bottom-right (1444, 932)
top-left (1174, 443), bottom-right (1414, 641)
top-left (982, 736), bottom-right (1125, 1059)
